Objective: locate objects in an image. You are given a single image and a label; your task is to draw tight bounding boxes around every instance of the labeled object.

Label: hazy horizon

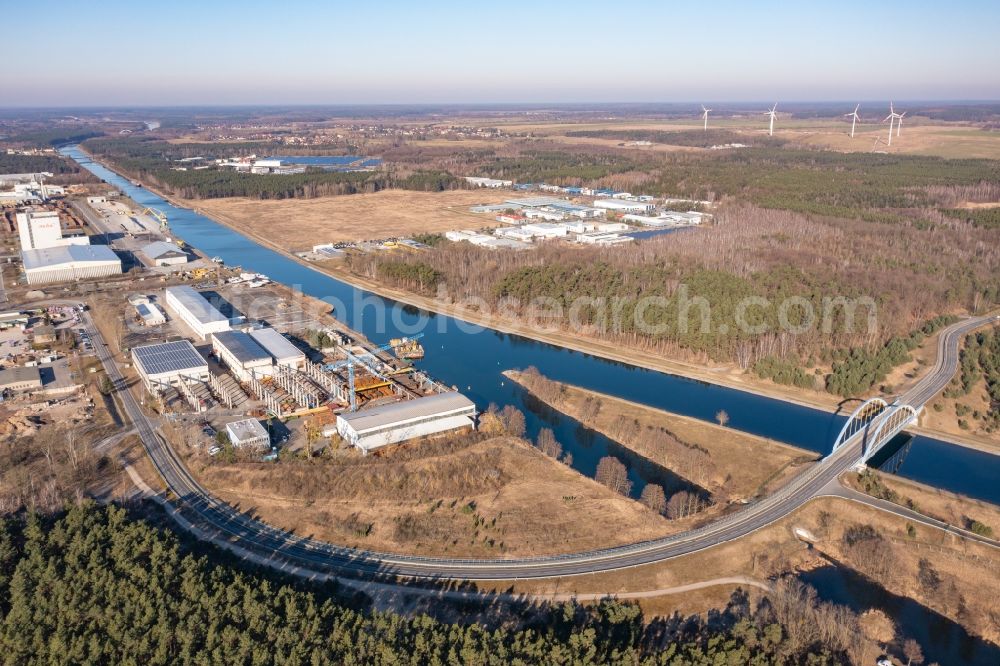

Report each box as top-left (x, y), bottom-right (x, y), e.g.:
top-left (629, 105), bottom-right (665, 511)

top-left (4, 0), bottom-right (999, 106)
top-left (2, 99), bottom-right (1000, 111)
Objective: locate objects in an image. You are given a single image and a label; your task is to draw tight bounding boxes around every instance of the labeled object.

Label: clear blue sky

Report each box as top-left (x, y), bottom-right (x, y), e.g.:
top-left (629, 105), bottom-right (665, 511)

top-left (4, 0), bottom-right (998, 106)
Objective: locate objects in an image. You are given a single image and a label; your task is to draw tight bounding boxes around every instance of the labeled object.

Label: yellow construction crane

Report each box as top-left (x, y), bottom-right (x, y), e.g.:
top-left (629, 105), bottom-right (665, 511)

top-left (141, 206), bottom-right (169, 229)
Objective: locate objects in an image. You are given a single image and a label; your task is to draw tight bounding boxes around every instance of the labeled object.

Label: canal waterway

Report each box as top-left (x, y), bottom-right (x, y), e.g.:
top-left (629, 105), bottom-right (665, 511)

top-left (62, 146), bottom-right (1000, 506)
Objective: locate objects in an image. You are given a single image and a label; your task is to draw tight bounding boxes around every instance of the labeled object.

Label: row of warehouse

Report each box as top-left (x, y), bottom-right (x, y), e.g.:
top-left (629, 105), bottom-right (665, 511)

top-left (465, 178), bottom-right (714, 208)
top-left (132, 334), bottom-right (475, 455)
top-left (135, 285), bottom-right (478, 455)
top-left (469, 196), bottom-right (707, 223)
top-left (131, 325), bottom-right (307, 396)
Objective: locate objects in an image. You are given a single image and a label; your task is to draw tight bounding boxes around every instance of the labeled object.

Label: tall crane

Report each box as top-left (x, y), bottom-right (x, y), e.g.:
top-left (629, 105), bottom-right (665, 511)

top-left (323, 334), bottom-right (423, 411)
top-left (141, 206), bottom-right (169, 229)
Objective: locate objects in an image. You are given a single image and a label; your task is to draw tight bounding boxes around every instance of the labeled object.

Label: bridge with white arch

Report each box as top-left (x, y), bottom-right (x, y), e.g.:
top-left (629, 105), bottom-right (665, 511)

top-left (829, 397), bottom-right (921, 465)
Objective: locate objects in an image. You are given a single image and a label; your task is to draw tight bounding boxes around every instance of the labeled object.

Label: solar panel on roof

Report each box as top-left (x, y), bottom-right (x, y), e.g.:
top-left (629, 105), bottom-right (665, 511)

top-left (132, 340), bottom-right (206, 375)
top-left (212, 330), bottom-right (271, 363)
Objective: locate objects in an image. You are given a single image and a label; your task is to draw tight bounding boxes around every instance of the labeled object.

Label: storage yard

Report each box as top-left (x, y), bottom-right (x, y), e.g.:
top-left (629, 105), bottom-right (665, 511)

top-left (0, 303), bottom-right (105, 439)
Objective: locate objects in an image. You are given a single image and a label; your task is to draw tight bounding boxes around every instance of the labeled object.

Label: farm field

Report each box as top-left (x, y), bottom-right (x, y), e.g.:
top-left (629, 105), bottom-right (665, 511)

top-left (491, 117), bottom-right (1000, 159)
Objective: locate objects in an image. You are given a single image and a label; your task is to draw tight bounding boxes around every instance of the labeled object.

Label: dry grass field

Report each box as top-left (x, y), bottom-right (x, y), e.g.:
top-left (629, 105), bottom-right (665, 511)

top-left (186, 188), bottom-right (512, 249)
top-left (184, 434), bottom-right (674, 558)
top-left (490, 115), bottom-right (1000, 159)
top-left (796, 123), bottom-right (1000, 159)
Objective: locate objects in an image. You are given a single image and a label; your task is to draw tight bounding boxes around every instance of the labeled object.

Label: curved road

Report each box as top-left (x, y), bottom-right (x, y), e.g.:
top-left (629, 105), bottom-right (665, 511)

top-left (86, 311), bottom-right (996, 580)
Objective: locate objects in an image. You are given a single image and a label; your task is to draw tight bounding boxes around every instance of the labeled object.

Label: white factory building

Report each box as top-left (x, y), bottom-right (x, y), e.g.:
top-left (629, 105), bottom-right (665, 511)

top-left (329, 392), bottom-right (477, 454)
top-left (131, 340), bottom-right (210, 394)
top-left (494, 227), bottom-right (536, 241)
top-left (522, 208), bottom-right (566, 222)
top-left (593, 199), bottom-right (656, 214)
top-left (141, 241), bottom-right (188, 266)
top-left (621, 211), bottom-right (706, 227)
top-left (211, 330), bottom-right (273, 381)
top-left (464, 176), bottom-right (512, 188)
top-left (248, 327), bottom-right (306, 370)
top-left (1, 183), bottom-right (48, 206)
top-left (576, 231), bottom-right (635, 246)
top-left (22, 245), bottom-right (122, 284)
top-left (225, 418), bottom-right (270, 451)
top-left (621, 214), bottom-right (671, 226)
top-left (663, 211), bottom-right (707, 225)
top-left (17, 209), bottom-right (90, 251)
top-left (165, 286), bottom-right (231, 340)
top-left (136, 302), bottom-right (166, 326)
top-left (445, 230), bottom-right (494, 244)
top-left (521, 222), bottom-right (569, 238)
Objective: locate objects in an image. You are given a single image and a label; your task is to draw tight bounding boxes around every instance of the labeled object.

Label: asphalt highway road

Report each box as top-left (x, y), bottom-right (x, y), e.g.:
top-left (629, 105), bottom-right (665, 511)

top-left (87, 312), bottom-right (997, 581)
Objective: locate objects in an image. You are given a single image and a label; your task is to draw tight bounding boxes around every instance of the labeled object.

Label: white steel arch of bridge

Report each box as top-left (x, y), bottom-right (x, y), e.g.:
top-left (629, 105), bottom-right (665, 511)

top-left (829, 397), bottom-right (889, 456)
top-left (860, 403), bottom-right (919, 464)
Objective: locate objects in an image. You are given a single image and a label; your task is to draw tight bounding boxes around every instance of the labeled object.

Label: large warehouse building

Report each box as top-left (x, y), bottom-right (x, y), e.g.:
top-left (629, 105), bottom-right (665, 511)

top-left (211, 330), bottom-right (273, 381)
top-left (248, 327), bottom-right (306, 370)
top-left (330, 392), bottom-right (476, 454)
top-left (17, 209), bottom-right (90, 251)
top-left (131, 340), bottom-right (210, 393)
top-left (141, 241), bottom-right (188, 267)
top-left (22, 245), bottom-right (122, 284)
top-left (164, 286), bottom-right (231, 339)
top-left (593, 199), bottom-right (655, 214)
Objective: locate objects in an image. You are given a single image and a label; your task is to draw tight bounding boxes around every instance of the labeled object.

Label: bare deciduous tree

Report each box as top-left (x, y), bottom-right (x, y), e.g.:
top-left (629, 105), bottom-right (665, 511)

top-left (499, 405), bottom-right (526, 438)
top-left (477, 404), bottom-right (506, 436)
top-left (595, 456), bottom-right (631, 496)
top-left (639, 483), bottom-right (666, 514)
top-left (903, 638), bottom-right (924, 666)
top-left (666, 490), bottom-right (703, 519)
top-left (535, 428), bottom-right (562, 459)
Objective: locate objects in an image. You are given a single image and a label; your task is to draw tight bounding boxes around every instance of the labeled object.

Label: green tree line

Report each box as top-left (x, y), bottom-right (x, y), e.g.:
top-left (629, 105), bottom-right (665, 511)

top-left (825, 315), bottom-right (958, 397)
top-left (950, 328), bottom-right (1000, 431)
top-left (476, 146), bottom-right (1000, 220)
top-left (0, 504), bottom-right (856, 665)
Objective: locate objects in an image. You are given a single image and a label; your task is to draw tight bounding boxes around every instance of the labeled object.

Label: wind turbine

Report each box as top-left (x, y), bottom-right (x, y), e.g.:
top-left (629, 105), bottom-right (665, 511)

top-left (895, 110), bottom-right (906, 137)
top-left (883, 102), bottom-right (902, 147)
top-left (871, 136), bottom-right (888, 153)
top-left (765, 103), bottom-right (778, 136)
top-left (844, 104), bottom-right (861, 138)
top-left (701, 105), bottom-right (712, 131)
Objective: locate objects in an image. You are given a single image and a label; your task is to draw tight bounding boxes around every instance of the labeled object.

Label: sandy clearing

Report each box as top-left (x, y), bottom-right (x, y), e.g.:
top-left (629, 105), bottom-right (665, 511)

top-left (187, 188), bottom-right (513, 249)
